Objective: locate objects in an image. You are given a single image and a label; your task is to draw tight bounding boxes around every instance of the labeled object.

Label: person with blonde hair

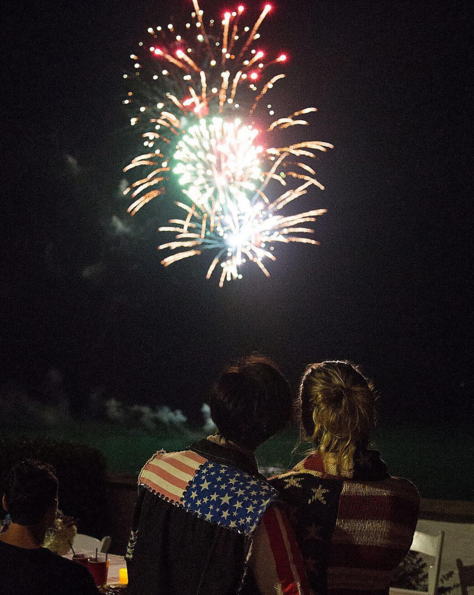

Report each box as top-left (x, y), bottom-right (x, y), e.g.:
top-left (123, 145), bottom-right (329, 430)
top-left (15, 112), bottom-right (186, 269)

top-left (270, 360), bottom-right (420, 595)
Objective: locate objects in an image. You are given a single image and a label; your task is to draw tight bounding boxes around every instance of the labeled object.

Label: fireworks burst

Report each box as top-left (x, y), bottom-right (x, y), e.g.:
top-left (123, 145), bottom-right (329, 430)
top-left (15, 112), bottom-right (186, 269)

top-left (123, 1), bottom-right (333, 286)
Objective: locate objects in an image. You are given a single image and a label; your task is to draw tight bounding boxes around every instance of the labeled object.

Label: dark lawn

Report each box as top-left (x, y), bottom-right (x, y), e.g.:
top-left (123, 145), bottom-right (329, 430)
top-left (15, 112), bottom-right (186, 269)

top-left (3, 422), bottom-right (472, 501)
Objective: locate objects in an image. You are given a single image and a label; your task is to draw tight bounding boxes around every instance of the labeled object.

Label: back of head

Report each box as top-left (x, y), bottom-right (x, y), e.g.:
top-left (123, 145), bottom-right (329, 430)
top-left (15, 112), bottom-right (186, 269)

top-left (4, 460), bottom-right (58, 526)
top-left (209, 355), bottom-right (292, 450)
top-left (300, 361), bottom-right (377, 462)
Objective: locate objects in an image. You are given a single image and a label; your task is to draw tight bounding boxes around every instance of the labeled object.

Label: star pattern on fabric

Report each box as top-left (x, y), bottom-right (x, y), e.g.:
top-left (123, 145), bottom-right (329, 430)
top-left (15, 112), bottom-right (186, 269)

top-left (308, 485), bottom-right (330, 505)
top-left (283, 476), bottom-right (304, 490)
top-left (182, 461), bottom-right (278, 534)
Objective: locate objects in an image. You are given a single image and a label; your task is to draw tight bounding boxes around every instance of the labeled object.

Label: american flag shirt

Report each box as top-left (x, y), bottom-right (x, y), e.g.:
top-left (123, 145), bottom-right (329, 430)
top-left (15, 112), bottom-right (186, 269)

top-left (126, 439), bottom-right (310, 595)
top-left (270, 449), bottom-right (420, 595)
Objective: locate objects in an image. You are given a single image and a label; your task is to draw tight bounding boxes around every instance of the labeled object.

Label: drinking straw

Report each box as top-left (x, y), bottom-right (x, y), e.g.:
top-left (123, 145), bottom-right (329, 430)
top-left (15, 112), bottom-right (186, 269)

top-left (106, 552), bottom-right (108, 561)
top-left (95, 548), bottom-right (98, 561)
top-left (68, 540), bottom-right (76, 556)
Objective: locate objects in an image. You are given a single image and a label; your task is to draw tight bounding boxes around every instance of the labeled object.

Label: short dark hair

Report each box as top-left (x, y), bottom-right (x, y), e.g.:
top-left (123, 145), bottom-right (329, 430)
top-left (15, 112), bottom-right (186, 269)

top-left (4, 460), bottom-right (58, 526)
top-left (209, 355), bottom-right (292, 450)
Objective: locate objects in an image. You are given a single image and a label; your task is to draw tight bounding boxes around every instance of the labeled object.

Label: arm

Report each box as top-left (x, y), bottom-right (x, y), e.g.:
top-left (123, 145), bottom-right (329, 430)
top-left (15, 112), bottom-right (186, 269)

top-left (249, 505), bottom-right (311, 595)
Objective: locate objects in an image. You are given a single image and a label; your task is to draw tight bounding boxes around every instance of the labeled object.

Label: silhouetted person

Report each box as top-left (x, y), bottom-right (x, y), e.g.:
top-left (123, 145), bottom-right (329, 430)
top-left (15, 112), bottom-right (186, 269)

top-left (0, 459), bottom-right (98, 595)
top-left (271, 360), bottom-right (420, 595)
top-left (126, 355), bottom-right (310, 595)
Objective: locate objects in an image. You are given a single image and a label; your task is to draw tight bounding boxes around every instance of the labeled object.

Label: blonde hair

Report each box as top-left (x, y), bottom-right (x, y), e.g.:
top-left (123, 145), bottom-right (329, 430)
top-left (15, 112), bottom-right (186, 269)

top-left (299, 361), bottom-right (377, 469)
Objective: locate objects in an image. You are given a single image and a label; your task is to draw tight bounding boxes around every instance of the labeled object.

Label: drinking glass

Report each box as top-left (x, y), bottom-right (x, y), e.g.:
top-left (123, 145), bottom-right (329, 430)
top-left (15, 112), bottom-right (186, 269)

top-left (87, 555), bottom-right (109, 586)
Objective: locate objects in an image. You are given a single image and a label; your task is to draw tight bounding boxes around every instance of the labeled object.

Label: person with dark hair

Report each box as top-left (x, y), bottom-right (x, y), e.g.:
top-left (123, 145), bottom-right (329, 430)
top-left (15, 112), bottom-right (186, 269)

top-left (0, 459), bottom-right (98, 595)
top-left (126, 355), bottom-right (311, 595)
top-left (270, 361), bottom-right (420, 595)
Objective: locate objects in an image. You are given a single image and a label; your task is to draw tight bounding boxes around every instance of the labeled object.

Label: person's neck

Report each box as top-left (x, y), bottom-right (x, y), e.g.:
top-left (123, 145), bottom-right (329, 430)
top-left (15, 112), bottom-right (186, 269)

top-left (227, 440), bottom-right (256, 459)
top-left (0, 521), bottom-right (45, 549)
top-left (207, 434), bottom-right (257, 465)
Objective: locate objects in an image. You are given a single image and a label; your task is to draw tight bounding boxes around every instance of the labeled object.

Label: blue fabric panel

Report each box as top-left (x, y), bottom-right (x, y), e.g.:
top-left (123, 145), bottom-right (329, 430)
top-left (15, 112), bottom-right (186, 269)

top-left (182, 461), bottom-right (278, 535)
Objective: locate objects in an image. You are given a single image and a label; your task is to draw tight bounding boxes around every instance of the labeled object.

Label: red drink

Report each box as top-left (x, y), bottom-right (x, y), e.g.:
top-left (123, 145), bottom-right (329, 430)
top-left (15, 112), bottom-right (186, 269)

top-left (87, 556), bottom-right (109, 586)
top-left (72, 554), bottom-right (90, 567)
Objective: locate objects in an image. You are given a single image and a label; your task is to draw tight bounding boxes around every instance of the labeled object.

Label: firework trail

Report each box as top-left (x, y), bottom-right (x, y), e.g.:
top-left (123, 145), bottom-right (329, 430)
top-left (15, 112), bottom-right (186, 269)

top-left (123, 2), bottom-right (333, 286)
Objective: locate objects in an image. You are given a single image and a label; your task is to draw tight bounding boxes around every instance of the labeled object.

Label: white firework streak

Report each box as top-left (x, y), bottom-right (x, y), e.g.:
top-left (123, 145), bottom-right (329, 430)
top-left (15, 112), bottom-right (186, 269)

top-left (123, 1), bottom-right (333, 284)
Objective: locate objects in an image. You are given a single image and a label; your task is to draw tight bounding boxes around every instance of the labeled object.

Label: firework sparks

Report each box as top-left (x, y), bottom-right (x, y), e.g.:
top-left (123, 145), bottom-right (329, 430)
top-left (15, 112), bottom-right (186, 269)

top-left (173, 117), bottom-right (263, 212)
top-left (123, 1), bottom-right (333, 285)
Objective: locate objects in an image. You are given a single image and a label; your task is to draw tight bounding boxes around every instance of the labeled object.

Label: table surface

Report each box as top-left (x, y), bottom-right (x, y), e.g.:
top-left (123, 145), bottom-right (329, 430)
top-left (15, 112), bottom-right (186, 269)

top-left (64, 551), bottom-right (127, 585)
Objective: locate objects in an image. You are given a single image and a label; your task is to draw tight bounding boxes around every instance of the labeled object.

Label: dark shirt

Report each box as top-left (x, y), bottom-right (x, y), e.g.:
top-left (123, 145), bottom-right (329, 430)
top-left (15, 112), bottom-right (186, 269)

top-left (0, 539), bottom-right (99, 595)
top-left (127, 439), bottom-right (280, 595)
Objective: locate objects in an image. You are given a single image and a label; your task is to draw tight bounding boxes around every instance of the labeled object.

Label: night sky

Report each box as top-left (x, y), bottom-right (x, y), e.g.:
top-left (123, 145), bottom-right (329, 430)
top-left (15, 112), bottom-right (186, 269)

top-left (1, 0), bottom-right (472, 426)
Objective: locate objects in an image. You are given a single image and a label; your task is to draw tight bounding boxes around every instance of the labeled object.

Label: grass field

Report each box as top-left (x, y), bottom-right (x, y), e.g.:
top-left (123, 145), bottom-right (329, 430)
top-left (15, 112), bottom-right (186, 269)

top-left (3, 421), bottom-right (473, 501)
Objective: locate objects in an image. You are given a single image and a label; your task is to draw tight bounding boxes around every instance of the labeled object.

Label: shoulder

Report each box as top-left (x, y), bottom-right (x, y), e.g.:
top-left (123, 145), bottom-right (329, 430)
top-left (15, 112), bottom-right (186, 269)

top-left (138, 448), bottom-right (208, 503)
top-left (43, 550), bottom-right (86, 575)
top-left (334, 476), bottom-right (421, 530)
top-left (270, 468), bottom-right (344, 513)
top-left (270, 460), bottom-right (341, 491)
top-left (270, 470), bottom-right (312, 493)
top-left (139, 448), bottom-right (207, 484)
top-left (182, 461), bottom-right (278, 535)
top-left (390, 476), bottom-right (420, 494)
top-left (41, 551), bottom-right (98, 594)
top-left (343, 475), bottom-right (420, 501)
top-left (138, 448), bottom-right (277, 535)
top-left (377, 476), bottom-right (421, 504)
